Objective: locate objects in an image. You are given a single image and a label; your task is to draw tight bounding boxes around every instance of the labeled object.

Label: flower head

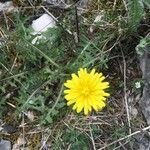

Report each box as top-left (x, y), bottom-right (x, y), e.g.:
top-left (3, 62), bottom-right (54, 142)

top-left (64, 68), bottom-right (110, 115)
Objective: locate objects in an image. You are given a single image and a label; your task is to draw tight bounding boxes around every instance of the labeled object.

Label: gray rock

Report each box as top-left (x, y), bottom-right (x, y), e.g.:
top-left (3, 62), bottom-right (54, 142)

top-left (134, 39), bottom-right (150, 150)
top-left (139, 46), bottom-right (150, 80)
top-left (0, 1), bottom-right (16, 12)
top-left (139, 46), bottom-right (150, 125)
top-left (0, 140), bottom-right (11, 150)
top-left (2, 124), bottom-right (17, 134)
top-left (133, 134), bottom-right (150, 150)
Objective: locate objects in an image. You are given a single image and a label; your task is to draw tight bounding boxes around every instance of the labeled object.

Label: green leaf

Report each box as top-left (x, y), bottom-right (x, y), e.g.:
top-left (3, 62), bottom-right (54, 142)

top-left (45, 115), bottom-right (53, 124)
top-left (136, 36), bottom-right (150, 55)
top-left (51, 109), bottom-right (59, 116)
top-left (143, 0), bottom-right (150, 8)
top-left (128, 0), bottom-right (145, 31)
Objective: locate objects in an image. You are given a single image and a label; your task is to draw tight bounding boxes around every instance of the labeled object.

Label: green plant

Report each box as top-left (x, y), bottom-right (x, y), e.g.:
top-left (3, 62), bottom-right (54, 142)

top-left (127, 0), bottom-right (150, 31)
top-left (136, 36), bottom-right (150, 55)
top-left (62, 128), bottom-right (90, 150)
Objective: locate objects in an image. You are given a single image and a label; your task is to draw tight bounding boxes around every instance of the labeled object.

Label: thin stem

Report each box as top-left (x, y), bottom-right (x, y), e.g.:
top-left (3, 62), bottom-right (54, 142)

top-left (24, 39), bottom-right (59, 68)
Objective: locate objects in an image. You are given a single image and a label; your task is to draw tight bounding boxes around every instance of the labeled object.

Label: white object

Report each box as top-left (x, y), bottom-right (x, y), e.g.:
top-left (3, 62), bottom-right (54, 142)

top-left (94, 14), bottom-right (103, 23)
top-left (135, 81), bottom-right (141, 89)
top-left (31, 35), bottom-right (46, 45)
top-left (31, 13), bottom-right (56, 44)
top-left (32, 14), bottom-right (56, 34)
top-left (130, 107), bottom-right (138, 118)
top-left (89, 11), bottom-right (104, 33)
top-left (0, 1), bottom-right (17, 12)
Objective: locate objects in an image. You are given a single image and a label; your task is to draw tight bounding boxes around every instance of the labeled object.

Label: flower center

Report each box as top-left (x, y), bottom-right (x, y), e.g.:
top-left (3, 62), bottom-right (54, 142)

top-left (81, 87), bottom-right (90, 96)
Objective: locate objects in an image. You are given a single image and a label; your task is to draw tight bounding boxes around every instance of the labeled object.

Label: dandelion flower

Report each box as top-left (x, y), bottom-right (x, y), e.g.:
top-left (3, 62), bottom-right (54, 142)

top-left (64, 68), bottom-right (110, 115)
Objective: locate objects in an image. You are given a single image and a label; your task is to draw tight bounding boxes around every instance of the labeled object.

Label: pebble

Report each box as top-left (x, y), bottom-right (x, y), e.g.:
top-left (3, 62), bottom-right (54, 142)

top-left (31, 13), bottom-right (56, 34)
top-left (31, 13), bottom-right (56, 44)
top-left (0, 140), bottom-right (11, 150)
top-left (0, 1), bottom-right (17, 12)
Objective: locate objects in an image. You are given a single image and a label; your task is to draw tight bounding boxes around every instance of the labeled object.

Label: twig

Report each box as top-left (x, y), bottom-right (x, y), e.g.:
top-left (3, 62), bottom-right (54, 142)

top-left (10, 53), bottom-right (18, 72)
top-left (122, 0), bottom-right (128, 11)
top-left (39, 130), bottom-right (52, 150)
top-left (75, 6), bottom-right (80, 43)
top-left (103, 35), bottom-right (121, 53)
top-left (112, 141), bottom-right (129, 150)
top-left (42, 6), bottom-right (72, 35)
top-left (113, 0), bottom-right (117, 10)
top-left (0, 72), bottom-right (27, 82)
top-left (121, 50), bottom-right (131, 134)
top-left (6, 102), bottom-right (16, 108)
top-left (67, 144), bottom-right (72, 150)
top-left (22, 112), bottom-right (25, 150)
top-left (118, 141), bottom-right (128, 150)
top-left (27, 0), bottom-right (34, 7)
top-left (98, 126), bottom-right (150, 149)
top-left (3, 11), bottom-right (9, 30)
top-left (89, 125), bottom-right (96, 150)
top-left (42, 6), bottom-right (59, 23)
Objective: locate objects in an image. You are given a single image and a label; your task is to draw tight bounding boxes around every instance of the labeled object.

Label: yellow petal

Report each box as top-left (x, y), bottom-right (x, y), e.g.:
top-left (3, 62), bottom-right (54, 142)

top-left (64, 92), bottom-right (79, 100)
top-left (64, 90), bottom-right (70, 94)
top-left (88, 105), bottom-right (92, 112)
top-left (76, 103), bottom-right (83, 113)
top-left (99, 76), bottom-right (105, 82)
top-left (72, 103), bottom-right (77, 110)
top-left (98, 101), bottom-right (106, 108)
top-left (102, 92), bottom-right (110, 97)
top-left (71, 73), bottom-right (79, 80)
top-left (84, 107), bottom-right (88, 115)
top-left (67, 99), bottom-right (76, 106)
top-left (92, 104), bottom-right (98, 111)
top-left (78, 68), bottom-right (84, 78)
top-left (90, 68), bottom-right (95, 75)
top-left (64, 80), bottom-right (72, 88)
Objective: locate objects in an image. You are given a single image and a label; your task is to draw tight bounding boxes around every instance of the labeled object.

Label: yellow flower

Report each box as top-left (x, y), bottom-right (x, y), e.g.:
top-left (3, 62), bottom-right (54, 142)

top-left (64, 68), bottom-right (110, 115)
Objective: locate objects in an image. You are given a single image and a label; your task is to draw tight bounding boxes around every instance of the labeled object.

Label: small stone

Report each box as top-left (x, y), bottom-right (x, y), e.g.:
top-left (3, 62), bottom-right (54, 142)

top-left (31, 14), bottom-right (56, 34)
top-left (2, 124), bottom-right (17, 134)
top-left (135, 81), bottom-right (141, 89)
top-left (25, 111), bottom-right (35, 121)
top-left (12, 136), bottom-right (27, 150)
top-left (0, 1), bottom-right (17, 13)
top-left (31, 13), bottom-right (56, 44)
top-left (0, 140), bottom-right (11, 150)
top-left (131, 107), bottom-right (138, 118)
